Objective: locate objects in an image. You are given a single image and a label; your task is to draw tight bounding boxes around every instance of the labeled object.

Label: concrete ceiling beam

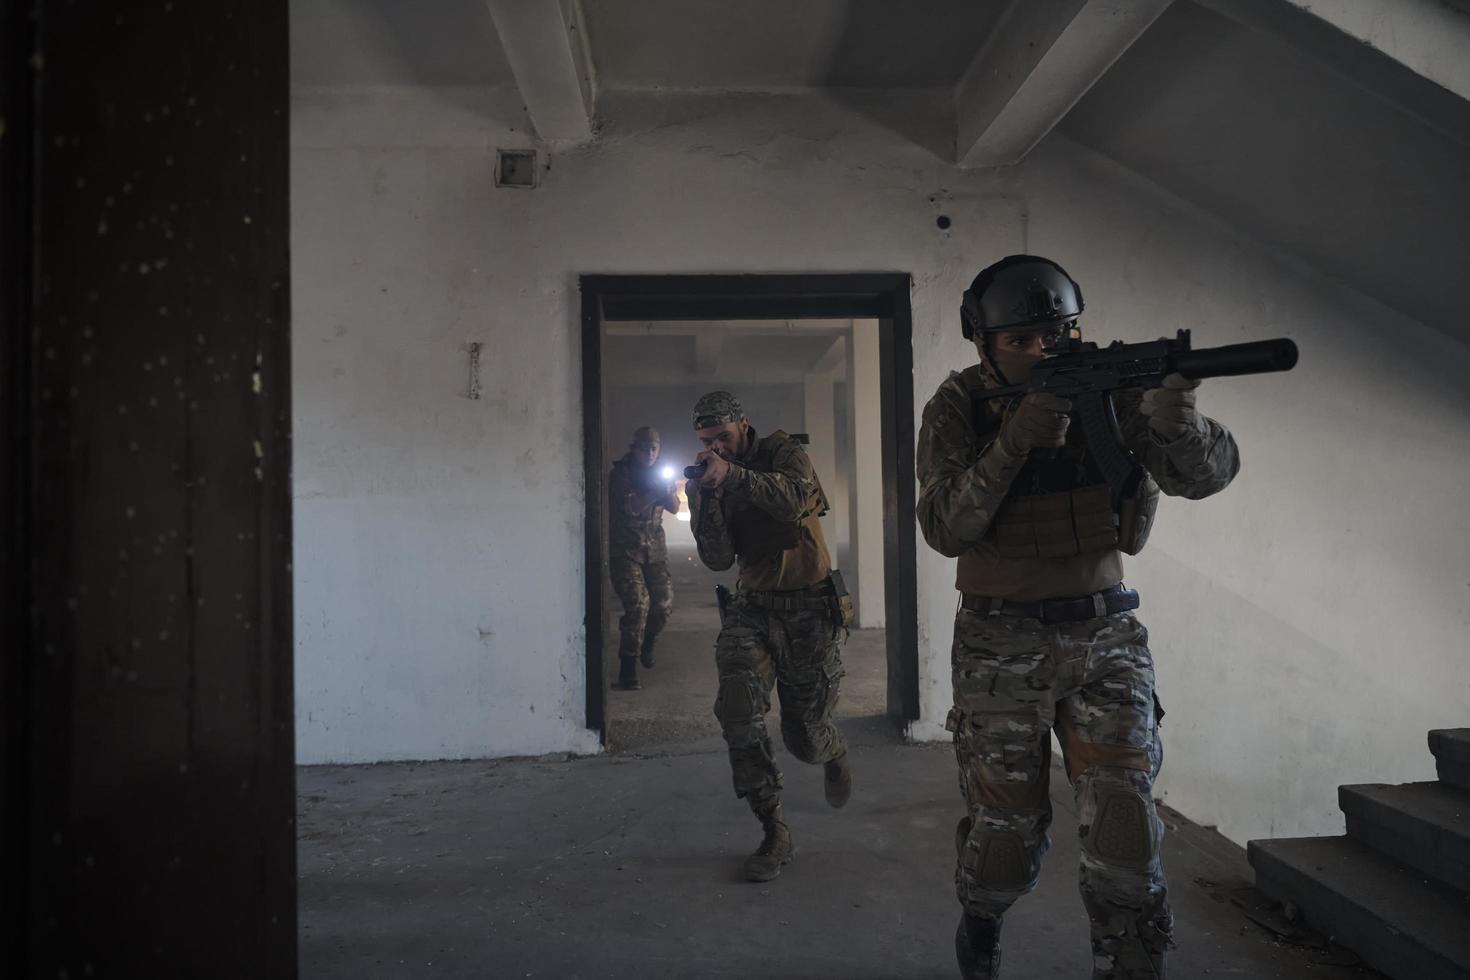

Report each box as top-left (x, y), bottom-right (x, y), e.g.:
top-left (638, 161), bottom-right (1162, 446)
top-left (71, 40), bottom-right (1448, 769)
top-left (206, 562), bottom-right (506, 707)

top-left (955, 0), bottom-right (1174, 169)
top-left (486, 0), bottom-right (595, 143)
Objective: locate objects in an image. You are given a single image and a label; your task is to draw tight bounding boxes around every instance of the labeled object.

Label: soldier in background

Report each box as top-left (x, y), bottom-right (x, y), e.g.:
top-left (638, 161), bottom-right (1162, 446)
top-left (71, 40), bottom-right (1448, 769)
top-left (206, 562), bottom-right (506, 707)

top-left (607, 426), bottom-right (678, 692)
top-left (917, 255), bottom-right (1240, 979)
top-left (686, 391), bottom-right (853, 883)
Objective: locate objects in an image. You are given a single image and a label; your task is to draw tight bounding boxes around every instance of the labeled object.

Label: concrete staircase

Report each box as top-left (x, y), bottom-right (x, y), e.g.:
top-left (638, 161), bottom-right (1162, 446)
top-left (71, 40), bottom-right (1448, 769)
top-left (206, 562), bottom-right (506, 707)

top-left (1248, 729), bottom-right (1470, 980)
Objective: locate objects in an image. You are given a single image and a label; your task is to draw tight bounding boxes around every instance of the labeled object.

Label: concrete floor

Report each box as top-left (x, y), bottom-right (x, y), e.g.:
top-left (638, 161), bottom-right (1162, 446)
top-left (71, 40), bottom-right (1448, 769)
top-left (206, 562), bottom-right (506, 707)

top-left (602, 546), bottom-right (888, 754)
top-left (299, 723), bottom-right (1381, 979)
top-left (298, 549), bottom-right (1379, 978)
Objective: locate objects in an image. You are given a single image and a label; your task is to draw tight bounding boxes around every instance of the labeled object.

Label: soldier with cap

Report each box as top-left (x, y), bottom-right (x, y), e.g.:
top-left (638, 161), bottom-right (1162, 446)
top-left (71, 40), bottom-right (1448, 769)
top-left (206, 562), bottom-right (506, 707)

top-left (685, 390), bottom-right (854, 882)
top-left (607, 426), bottom-right (678, 691)
top-left (917, 255), bottom-right (1241, 979)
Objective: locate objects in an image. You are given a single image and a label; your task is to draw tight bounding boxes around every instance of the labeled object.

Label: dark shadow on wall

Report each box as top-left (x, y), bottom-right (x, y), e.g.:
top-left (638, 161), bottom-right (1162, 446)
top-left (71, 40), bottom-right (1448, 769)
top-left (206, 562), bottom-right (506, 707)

top-left (819, 0), bottom-right (1012, 163)
top-left (290, 0), bottom-right (533, 127)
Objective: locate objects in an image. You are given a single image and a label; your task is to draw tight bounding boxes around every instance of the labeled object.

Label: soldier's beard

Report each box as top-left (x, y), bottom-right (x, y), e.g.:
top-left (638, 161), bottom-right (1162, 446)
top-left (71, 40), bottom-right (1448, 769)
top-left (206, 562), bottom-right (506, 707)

top-left (724, 425), bottom-right (749, 458)
top-left (990, 349), bottom-right (1044, 385)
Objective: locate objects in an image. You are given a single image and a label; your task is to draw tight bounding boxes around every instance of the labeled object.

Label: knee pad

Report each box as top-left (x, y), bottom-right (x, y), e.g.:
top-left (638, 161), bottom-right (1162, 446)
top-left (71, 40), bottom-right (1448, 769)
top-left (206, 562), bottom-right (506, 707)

top-left (1083, 788), bottom-right (1158, 871)
top-left (960, 828), bottom-right (1032, 892)
top-left (714, 675), bottom-right (762, 731)
top-left (778, 716), bottom-right (822, 760)
top-left (621, 602), bottom-right (650, 633)
top-left (778, 717), bottom-right (808, 756)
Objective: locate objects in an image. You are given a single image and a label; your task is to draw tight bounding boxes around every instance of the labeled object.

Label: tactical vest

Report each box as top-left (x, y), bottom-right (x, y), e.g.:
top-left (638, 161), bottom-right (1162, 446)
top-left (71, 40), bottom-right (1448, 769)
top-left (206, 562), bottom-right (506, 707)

top-left (609, 456), bottom-right (668, 561)
top-left (729, 507), bottom-right (805, 569)
top-left (961, 373), bottom-right (1159, 563)
top-left (726, 430), bottom-right (832, 592)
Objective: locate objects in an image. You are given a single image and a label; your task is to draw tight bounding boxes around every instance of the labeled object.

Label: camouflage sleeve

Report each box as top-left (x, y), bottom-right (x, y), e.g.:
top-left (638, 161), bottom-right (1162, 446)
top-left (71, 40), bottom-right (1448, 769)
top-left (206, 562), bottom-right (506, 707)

top-left (605, 467), bottom-right (635, 520)
top-left (916, 381), bottom-right (1027, 558)
top-left (720, 439), bottom-right (817, 522)
top-left (689, 484), bottom-right (735, 571)
top-left (1114, 387), bottom-right (1241, 500)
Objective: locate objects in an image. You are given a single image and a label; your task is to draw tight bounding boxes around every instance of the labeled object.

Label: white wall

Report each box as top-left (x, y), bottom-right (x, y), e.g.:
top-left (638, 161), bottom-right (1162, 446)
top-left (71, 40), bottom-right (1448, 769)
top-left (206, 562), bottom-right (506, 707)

top-left (292, 84), bottom-right (1470, 847)
top-left (803, 371), bottom-right (841, 556)
top-left (849, 319), bottom-right (886, 628)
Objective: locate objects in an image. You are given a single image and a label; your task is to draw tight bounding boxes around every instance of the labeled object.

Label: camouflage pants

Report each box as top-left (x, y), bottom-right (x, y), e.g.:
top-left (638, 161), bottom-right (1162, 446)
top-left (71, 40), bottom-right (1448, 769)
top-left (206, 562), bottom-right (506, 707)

top-left (948, 607), bottom-right (1172, 978)
top-left (714, 595), bottom-right (847, 815)
top-left (609, 557), bottom-right (673, 658)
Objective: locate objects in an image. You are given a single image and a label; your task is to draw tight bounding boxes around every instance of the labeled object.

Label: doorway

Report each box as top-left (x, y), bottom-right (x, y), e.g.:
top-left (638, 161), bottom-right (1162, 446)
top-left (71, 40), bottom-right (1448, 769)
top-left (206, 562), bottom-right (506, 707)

top-left (580, 275), bottom-right (918, 746)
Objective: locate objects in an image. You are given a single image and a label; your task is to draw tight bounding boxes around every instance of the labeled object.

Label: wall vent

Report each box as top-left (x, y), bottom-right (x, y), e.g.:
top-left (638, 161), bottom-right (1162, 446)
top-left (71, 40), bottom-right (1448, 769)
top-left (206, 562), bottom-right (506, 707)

top-left (495, 149), bottom-right (538, 189)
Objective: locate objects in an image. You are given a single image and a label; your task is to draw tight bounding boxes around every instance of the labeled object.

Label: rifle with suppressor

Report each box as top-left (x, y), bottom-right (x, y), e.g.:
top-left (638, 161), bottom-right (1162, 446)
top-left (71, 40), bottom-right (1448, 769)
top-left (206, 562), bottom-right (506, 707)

top-left (974, 330), bottom-right (1298, 506)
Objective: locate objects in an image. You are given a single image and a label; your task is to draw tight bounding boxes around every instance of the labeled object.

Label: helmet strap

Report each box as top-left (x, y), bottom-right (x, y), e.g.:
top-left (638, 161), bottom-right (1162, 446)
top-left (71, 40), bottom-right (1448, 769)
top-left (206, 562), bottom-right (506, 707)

top-left (980, 334), bottom-right (1013, 386)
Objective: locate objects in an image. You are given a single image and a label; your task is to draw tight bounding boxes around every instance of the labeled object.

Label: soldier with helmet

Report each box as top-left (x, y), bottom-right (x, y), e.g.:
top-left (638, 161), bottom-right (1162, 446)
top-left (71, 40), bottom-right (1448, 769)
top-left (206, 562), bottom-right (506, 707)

top-left (685, 391), bottom-right (854, 883)
top-left (607, 426), bottom-right (678, 692)
top-left (916, 255), bottom-right (1241, 979)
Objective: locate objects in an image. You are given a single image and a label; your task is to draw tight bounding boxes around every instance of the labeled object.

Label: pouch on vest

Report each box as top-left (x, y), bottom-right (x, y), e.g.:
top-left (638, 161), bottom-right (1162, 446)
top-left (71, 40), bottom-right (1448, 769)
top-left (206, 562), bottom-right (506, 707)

top-left (729, 507), bottom-right (803, 566)
top-left (1117, 474), bottom-right (1160, 556)
top-left (987, 484), bottom-right (1120, 559)
top-left (827, 570), bottom-right (855, 629)
top-left (727, 431), bottom-right (826, 565)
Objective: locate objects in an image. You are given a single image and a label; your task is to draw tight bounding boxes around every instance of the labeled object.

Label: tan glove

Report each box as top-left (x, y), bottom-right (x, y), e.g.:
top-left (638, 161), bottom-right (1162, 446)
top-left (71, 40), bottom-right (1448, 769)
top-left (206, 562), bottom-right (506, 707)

top-left (998, 393), bottom-right (1072, 456)
top-left (1140, 373), bottom-right (1201, 441)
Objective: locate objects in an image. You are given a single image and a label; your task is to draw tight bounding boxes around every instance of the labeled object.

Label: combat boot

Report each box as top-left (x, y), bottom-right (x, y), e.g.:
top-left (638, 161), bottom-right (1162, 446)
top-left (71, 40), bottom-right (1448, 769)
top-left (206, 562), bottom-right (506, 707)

top-left (614, 656), bottom-right (640, 690)
top-left (823, 751), bottom-right (852, 808)
top-left (638, 634), bottom-right (656, 669)
top-left (955, 912), bottom-right (1003, 980)
top-left (741, 809), bottom-right (794, 882)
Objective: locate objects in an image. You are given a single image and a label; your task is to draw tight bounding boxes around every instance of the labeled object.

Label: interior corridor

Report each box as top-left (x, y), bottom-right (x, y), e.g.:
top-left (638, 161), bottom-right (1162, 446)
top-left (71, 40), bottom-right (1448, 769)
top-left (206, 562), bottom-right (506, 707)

top-left (602, 544), bottom-right (890, 755)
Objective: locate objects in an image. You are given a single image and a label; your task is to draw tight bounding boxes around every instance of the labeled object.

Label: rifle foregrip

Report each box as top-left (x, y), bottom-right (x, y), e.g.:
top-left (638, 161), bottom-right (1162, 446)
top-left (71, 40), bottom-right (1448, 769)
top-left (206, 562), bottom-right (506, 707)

top-left (1173, 338), bottom-right (1297, 380)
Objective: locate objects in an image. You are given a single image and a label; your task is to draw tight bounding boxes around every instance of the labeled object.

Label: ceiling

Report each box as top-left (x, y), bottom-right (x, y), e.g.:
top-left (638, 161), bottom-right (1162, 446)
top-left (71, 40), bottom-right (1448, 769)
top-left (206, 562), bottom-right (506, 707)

top-left (290, 0), bottom-right (1469, 341)
top-left (291, 0), bottom-right (513, 86)
top-left (580, 0), bottom-right (1009, 91)
top-left (1059, 0), bottom-right (1470, 338)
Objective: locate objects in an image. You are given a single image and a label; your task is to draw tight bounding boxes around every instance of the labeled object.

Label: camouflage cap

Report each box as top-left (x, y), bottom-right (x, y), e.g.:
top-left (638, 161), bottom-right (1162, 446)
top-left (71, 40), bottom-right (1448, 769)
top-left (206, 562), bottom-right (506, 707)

top-left (631, 426), bottom-right (660, 448)
top-left (692, 390), bottom-right (744, 430)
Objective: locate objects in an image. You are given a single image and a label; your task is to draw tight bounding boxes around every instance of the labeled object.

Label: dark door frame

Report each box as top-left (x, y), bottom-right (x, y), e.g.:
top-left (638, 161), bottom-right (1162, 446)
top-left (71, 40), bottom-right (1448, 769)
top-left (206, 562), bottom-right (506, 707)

top-left (3, 1), bottom-right (295, 975)
top-left (580, 274), bottom-right (919, 743)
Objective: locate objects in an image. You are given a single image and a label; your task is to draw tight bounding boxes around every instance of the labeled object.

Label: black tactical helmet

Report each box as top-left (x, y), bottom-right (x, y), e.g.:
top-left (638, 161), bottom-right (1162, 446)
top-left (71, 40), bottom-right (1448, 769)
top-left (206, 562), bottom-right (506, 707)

top-left (960, 254), bottom-right (1084, 340)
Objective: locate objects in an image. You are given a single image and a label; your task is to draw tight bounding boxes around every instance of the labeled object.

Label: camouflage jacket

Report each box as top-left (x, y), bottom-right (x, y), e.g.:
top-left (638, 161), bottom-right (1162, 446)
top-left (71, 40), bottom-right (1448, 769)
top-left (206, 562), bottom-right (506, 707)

top-left (608, 453), bottom-right (677, 563)
top-left (917, 363), bottom-right (1240, 596)
top-left (689, 428), bottom-right (832, 592)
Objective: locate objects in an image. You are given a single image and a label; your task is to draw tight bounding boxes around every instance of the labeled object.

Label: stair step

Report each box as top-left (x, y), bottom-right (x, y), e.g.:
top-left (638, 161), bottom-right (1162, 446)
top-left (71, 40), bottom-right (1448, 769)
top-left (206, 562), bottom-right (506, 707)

top-left (1249, 835), bottom-right (1470, 980)
top-left (1430, 729), bottom-right (1470, 792)
top-left (1341, 782), bottom-right (1470, 894)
